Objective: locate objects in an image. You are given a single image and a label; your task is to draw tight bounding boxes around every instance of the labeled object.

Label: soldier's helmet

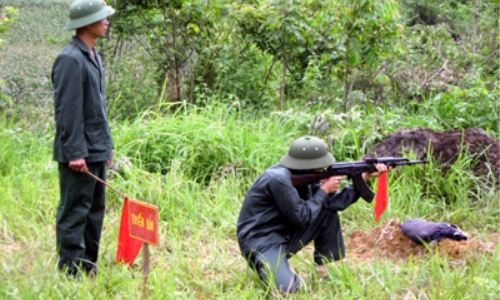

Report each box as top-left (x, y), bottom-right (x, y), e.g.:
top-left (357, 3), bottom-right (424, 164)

top-left (280, 136), bottom-right (335, 170)
top-left (65, 0), bottom-right (115, 30)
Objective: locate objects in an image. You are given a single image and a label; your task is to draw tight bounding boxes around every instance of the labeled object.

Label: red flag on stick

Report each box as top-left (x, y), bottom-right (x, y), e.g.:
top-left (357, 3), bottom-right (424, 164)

top-left (116, 197), bottom-right (143, 265)
top-left (374, 172), bottom-right (388, 224)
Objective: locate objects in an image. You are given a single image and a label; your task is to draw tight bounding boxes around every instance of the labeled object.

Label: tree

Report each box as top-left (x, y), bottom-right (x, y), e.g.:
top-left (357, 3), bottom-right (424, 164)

top-left (331, 0), bottom-right (403, 109)
top-left (110, 0), bottom-right (209, 102)
top-left (232, 0), bottom-right (404, 110)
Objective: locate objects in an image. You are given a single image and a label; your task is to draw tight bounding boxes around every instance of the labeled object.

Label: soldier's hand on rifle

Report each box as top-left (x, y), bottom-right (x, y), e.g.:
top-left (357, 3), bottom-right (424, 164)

top-left (362, 163), bottom-right (390, 181)
top-left (320, 176), bottom-right (344, 194)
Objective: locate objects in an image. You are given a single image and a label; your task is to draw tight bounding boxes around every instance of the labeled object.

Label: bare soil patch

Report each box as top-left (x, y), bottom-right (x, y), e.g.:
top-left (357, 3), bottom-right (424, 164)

top-left (345, 219), bottom-right (499, 264)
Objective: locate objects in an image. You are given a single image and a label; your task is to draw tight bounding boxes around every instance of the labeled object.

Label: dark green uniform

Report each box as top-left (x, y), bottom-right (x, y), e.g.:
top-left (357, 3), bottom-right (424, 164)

top-left (52, 36), bottom-right (113, 275)
top-left (237, 164), bottom-right (360, 292)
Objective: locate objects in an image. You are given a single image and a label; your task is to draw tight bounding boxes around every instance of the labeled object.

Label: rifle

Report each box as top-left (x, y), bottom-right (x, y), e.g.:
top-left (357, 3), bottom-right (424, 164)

top-left (290, 157), bottom-right (429, 203)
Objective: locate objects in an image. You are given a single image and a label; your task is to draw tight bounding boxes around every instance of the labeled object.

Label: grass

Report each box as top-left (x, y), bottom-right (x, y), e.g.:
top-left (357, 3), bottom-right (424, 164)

top-left (1, 106), bottom-right (499, 299)
top-left (0, 0), bottom-right (71, 125)
top-left (0, 1), bottom-right (499, 299)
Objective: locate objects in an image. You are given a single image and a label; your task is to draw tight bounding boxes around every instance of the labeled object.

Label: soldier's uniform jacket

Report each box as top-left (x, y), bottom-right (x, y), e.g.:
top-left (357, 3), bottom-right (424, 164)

top-left (52, 36), bottom-right (113, 163)
top-left (237, 164), bottom-right (360, 256)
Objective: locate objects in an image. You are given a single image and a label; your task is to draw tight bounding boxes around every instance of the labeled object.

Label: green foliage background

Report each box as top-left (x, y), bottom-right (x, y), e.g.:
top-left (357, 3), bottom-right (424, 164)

top-left (0, 0), bottom-right (498, 299)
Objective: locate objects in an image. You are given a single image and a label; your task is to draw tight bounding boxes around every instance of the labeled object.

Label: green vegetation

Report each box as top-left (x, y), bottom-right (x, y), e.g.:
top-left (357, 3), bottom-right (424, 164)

top-left (0, 0), bottom-right (498, 299)
top-left (1, 106), bottom-right (499, 299)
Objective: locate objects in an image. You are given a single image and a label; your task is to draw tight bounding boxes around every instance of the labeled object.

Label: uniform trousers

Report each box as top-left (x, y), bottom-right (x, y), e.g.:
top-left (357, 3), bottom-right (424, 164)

top-left (247, 208), bottom-right (344, 293)
top-left (56, 162), bottom-right (107, 274)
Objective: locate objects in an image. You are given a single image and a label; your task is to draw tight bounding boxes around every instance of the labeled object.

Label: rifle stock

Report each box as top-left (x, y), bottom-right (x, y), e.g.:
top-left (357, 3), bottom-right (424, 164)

top-left (290, 157), bottom-right (429, 203)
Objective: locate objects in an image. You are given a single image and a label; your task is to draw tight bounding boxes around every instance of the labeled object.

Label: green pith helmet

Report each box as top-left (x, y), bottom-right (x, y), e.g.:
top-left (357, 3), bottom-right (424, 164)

top-left (65, 0), bottom-right (115, 30)
top-left (280, 136), bottom-right (335, 170)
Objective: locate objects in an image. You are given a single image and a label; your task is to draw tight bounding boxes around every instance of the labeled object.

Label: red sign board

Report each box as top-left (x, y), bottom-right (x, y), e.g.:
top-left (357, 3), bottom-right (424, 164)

top-left (128, 198), bottom-right (159, 246)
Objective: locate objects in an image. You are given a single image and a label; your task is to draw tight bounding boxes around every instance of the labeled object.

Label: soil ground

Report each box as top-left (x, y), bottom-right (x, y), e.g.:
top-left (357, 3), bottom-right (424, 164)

top-left (364, 128), bottom-right (499, 184)
top-left (345, 219), bottom-right (499, 264)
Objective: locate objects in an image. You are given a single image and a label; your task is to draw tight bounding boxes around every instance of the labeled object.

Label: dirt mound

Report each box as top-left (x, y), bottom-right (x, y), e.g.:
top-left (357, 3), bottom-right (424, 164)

top-left (346, 220), bottom-right (499, 263)
top-left (364, 128), bottom-right (499, 184)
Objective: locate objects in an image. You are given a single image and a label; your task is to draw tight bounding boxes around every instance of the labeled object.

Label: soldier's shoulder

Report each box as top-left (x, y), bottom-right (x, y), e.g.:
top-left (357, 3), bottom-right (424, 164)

top-left (263, 164), bottom-right (291, 181)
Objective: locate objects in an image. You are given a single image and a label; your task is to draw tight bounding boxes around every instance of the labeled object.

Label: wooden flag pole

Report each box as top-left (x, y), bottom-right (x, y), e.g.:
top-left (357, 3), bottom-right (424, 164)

top-left (142, 243), bottom-right (150, 298)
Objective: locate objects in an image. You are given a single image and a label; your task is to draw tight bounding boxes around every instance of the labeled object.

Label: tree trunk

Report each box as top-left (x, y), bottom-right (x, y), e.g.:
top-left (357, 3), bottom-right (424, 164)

top-left (343, 48), bottom-right (350, 112)
top-left (280, 55), bottom-right (286, 111)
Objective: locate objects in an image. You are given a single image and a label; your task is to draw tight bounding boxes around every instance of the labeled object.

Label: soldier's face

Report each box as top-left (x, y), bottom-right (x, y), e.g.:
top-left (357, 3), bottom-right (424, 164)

top-left (87, 18), bottom-right (109, 38)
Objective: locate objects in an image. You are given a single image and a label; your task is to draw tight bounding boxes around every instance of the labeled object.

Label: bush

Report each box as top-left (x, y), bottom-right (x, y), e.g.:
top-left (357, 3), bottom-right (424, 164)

top-left (420, 85), bottom-right (499, 134)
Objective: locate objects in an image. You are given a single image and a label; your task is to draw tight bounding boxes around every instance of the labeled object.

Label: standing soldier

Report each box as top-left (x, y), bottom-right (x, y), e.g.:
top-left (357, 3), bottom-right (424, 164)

top-left (52, 0), bottom-right (115, 277)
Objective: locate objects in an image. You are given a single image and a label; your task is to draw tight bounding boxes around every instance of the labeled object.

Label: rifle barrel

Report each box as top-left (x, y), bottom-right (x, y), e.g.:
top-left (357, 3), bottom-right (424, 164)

top-left (394, 159), bottom-right (429, 165)
top-left (364, 157), bottom-right (410, 164)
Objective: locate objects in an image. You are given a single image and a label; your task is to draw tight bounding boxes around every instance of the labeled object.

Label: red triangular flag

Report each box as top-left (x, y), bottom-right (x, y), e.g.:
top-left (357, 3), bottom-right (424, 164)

top-left (116, 197), bottom-right (143, 265)
top-left (374, 172), bottom-right (388, 224)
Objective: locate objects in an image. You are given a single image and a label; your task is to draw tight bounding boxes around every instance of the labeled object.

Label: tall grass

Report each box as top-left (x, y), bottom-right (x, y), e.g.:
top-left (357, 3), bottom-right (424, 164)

top-left (1, 105), bottom-right (499, 299)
